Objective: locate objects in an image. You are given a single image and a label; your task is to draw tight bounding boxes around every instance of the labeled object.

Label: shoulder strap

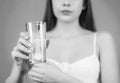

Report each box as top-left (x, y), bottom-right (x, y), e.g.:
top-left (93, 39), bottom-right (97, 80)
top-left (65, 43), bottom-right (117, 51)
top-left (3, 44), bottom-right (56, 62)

top-left (93, 32), bottom-right (97, 55)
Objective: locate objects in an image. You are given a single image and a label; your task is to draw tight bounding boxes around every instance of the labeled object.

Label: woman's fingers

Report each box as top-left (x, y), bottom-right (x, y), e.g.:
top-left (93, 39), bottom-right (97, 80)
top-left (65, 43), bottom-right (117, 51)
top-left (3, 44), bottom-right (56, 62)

top-left (29, 75), bottom-right (44, 83)
top-left (28, 69), bottom-right (45, 82)
top-left (11, 32), bottom-right (32, 64)
top-left (20, 32), bottom-right (29, 40)
top-left (18, 36), bottom-right (32, 49)
top-left (11, 50), bottom-right (29, 60)
top-left (12, 31), bottom-right (33, 58)
top-left (11, 48), bottom-right (29, 64)
top-left (16, 42), bottom-right (32, 55)
top-left (31, 65), bottom-right (44, 73)
top-left (29, 70), bottom-right (44, 78)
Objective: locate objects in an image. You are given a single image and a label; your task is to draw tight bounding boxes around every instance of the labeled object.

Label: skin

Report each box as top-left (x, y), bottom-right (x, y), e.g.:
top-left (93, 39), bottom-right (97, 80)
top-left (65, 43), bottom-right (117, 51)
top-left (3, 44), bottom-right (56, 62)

top-left (52, 0), bottom-right (83, 23)
top-left (5, 0), bottom-right (120, 83)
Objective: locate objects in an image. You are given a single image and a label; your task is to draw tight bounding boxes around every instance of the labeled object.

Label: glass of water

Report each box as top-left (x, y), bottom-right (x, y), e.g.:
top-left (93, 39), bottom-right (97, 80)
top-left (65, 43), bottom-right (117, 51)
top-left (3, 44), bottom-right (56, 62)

top-left (25, 21), bottom-right (46, 64)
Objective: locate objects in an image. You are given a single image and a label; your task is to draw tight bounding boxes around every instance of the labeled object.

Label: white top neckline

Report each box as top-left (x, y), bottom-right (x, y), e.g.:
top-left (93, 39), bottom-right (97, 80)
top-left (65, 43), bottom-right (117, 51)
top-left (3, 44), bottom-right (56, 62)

top-left (46, 32), bottom-right (100, 83)
top-left (47, 32), bottom-right (98, 65)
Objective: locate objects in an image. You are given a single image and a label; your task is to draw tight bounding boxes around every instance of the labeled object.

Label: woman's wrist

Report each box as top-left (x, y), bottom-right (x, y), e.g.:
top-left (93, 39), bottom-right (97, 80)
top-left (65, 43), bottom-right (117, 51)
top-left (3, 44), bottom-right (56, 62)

top-left (5, 63), bottom-right (25, 83)
top-left (10, 63), bottom-right (22, 76)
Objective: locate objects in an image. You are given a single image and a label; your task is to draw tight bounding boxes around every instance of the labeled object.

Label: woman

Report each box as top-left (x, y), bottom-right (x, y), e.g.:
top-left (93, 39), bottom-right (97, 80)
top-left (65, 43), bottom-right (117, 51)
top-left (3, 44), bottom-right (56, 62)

top-left (5, 0), bottom-right (120, 83)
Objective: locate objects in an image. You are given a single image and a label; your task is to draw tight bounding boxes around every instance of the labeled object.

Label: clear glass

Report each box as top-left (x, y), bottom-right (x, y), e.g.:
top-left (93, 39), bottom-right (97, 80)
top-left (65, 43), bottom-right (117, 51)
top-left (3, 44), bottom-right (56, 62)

top-left (25, 21), bottom-right (46, 64)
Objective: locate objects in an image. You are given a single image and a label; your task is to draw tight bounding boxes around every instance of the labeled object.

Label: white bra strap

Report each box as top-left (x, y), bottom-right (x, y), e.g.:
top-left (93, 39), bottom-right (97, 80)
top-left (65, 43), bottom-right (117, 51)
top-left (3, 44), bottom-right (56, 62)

top-left (93, 32), bottom-right (97, 55)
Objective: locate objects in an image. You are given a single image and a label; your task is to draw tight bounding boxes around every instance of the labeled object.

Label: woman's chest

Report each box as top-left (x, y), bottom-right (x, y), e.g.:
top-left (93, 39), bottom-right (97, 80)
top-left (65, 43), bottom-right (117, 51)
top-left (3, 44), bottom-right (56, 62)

top-left (46, 37), bottom-right (93, 63)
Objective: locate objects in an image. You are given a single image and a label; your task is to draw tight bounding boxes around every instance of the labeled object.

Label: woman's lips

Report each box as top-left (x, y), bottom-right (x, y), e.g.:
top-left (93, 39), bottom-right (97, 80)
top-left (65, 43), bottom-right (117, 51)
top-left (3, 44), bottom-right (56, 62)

top-left (61, 10), bottom-right (72, 15)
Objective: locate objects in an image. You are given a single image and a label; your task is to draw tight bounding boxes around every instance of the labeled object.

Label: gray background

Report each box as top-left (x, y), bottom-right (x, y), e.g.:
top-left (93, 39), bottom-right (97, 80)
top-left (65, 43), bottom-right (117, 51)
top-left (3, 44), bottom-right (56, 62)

top-left (0, 0), bottom-right (120, 83)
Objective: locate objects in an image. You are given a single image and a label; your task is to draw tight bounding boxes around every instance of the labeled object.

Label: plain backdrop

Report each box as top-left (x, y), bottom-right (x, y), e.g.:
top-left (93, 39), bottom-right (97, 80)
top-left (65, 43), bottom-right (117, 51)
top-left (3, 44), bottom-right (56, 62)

top-left (0, 0), bottom-right (120, 83)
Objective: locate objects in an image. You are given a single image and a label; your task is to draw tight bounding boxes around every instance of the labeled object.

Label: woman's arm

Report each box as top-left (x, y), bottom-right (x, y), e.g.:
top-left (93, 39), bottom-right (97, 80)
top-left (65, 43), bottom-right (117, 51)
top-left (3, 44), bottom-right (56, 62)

top-left (5, 63), bottom-right (24, 83)
top-left (98, 32), bottom-right (120, 83)
top-left (57, 73), bottom-right (83, 83)
top-left (28, 62), bottom-right (83, 83)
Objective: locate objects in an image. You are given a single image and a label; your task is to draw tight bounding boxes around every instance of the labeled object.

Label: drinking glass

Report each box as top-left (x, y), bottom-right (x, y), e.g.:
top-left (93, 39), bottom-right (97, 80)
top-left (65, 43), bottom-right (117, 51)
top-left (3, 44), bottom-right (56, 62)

top-left (25, 21), bottom-right (46, 64)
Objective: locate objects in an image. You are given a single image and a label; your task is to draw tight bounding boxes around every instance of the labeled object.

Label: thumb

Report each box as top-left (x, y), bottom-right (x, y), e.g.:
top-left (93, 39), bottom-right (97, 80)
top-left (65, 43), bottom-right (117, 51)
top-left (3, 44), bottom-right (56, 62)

top-left (46, 59), bottom-right (63, 71)
top-left (46, 59), bottom-right (56, 65)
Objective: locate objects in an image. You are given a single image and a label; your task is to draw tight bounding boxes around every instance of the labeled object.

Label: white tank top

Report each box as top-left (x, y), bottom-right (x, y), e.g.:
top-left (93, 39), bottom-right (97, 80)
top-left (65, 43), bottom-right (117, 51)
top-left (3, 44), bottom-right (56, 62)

top-left (47, 33), bottom-right (100, 83)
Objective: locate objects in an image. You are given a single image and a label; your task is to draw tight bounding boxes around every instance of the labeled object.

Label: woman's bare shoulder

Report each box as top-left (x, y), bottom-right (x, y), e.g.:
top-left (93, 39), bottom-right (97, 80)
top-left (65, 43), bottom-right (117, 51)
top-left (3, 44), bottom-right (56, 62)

top-left (96, 31), bottom-right (115, 58)
top-left (96, 31), bottom-right (116, 59)
top-left (96, 31), bottom-right (114, 45)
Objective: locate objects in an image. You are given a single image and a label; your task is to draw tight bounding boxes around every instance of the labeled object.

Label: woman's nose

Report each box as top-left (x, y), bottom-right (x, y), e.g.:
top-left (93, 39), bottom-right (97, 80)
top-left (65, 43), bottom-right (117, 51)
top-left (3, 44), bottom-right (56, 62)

top-left (63, 0), bottom-right (71, 7)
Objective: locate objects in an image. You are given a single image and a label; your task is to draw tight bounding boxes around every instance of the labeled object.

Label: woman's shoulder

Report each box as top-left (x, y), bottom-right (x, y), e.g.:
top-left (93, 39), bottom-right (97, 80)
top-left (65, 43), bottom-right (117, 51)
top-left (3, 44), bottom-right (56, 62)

top-left (96, 31), bottom-right (115, 55)
top-left (96, 31), bottom-right (116, 59)
top-left (96, 31), bottom-right (114, 44)
top-left (83, 31), bottom-right (114, 45)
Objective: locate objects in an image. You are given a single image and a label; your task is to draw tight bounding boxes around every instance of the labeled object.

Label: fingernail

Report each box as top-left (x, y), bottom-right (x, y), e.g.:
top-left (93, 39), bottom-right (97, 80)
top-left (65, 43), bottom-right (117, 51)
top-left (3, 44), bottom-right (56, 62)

top-left (26, 36), bottom-right (30, 40)
top-left (28, 50), bottom-right (32, 54)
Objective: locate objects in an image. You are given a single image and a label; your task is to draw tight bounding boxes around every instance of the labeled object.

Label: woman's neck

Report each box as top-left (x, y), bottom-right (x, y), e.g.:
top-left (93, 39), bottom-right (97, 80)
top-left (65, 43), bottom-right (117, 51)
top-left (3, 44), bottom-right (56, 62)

top-left (52, 19), bottom-right (84, 38)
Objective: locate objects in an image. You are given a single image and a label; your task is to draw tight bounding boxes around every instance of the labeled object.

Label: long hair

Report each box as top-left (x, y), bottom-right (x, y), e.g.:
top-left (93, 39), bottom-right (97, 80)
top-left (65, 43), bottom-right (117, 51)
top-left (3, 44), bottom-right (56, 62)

top-left (43, 0), bottom-right (96, 32)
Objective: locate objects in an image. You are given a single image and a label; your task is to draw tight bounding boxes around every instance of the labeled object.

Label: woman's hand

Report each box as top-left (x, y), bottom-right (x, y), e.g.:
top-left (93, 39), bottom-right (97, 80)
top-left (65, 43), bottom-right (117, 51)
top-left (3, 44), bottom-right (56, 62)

top-left (11, 32), bottom-right (33, 73)
top-left (5, 32), bottom-right (34, 83)
top-left (28, 61), bottom-right (65, 83)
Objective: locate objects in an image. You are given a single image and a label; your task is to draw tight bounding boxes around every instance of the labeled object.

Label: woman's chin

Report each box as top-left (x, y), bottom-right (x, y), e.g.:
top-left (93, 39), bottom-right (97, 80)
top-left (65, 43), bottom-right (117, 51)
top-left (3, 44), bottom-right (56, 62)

top-left (58, 17), bottom-right (75, 23)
